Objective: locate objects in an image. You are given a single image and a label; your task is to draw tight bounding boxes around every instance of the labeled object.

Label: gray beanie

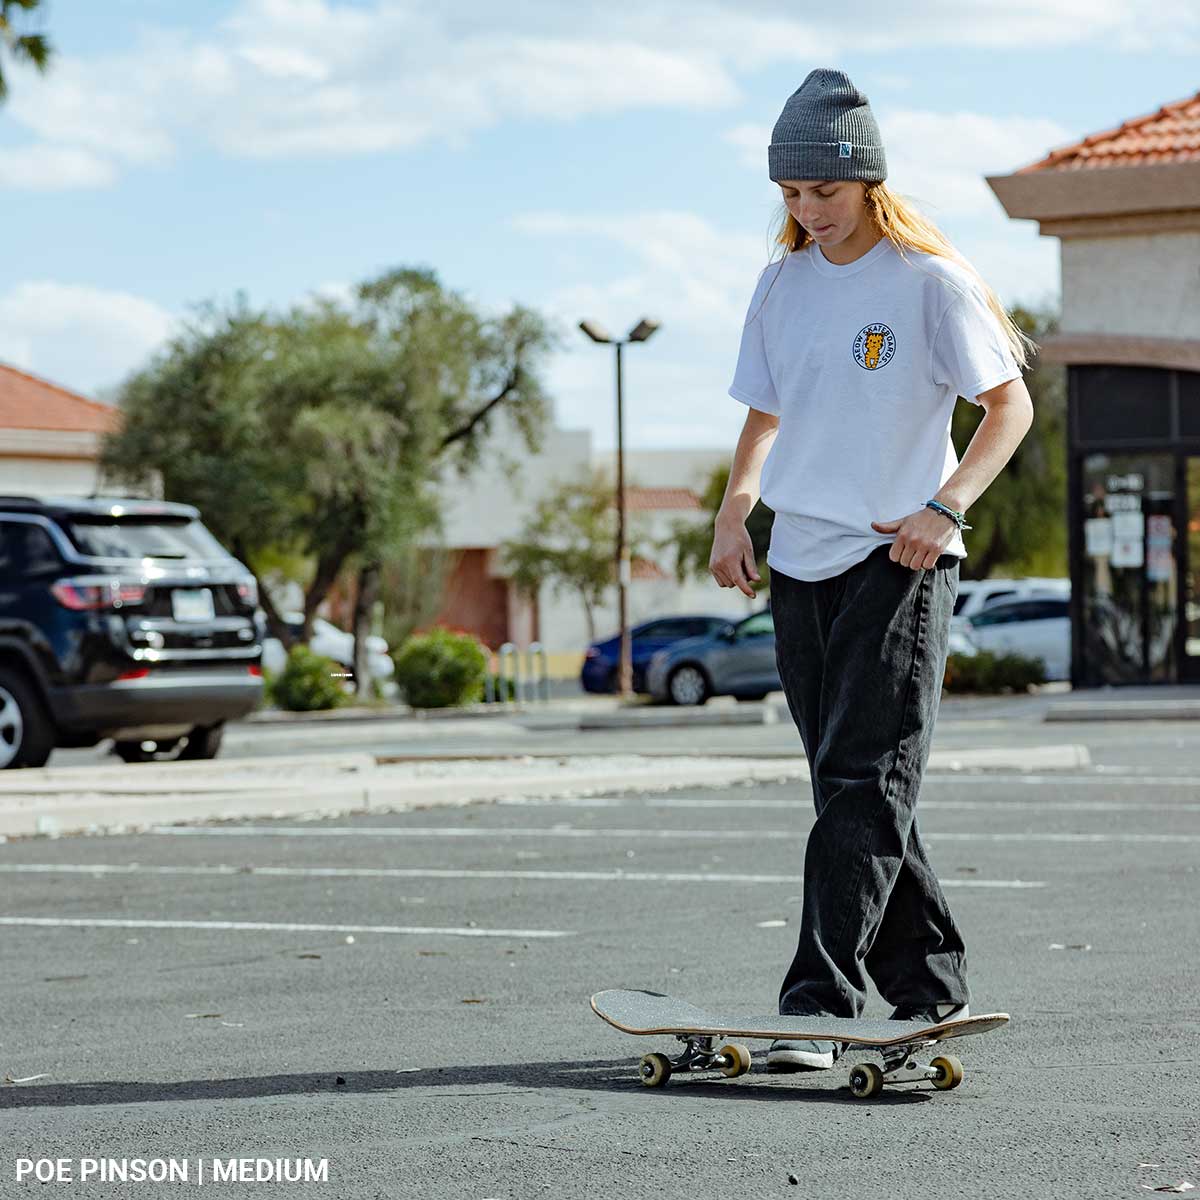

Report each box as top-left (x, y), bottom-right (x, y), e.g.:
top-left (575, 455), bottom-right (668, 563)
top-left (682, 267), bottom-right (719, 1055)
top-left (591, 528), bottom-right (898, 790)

top-left (768, 68), bottom-right (887, 184)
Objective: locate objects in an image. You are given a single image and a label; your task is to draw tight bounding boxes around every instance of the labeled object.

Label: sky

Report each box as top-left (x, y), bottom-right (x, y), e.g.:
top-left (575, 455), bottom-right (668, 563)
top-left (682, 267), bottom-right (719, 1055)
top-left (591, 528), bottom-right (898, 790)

top-left (0, 0), bottom-right (1196, 452)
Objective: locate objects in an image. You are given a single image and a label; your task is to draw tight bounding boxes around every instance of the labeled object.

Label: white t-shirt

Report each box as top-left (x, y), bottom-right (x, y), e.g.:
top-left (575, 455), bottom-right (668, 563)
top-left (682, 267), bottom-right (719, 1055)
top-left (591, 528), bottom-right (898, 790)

top-left (727, 235), bottom-right (1022, 582)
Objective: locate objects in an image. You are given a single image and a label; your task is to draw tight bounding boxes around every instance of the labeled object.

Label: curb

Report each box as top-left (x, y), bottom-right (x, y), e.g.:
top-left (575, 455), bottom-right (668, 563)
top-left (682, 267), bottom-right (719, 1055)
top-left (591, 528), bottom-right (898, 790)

top-left (0, 744), bottom-right (1090, 839)
top-left (1044, 700), bottom-right (1200, 722)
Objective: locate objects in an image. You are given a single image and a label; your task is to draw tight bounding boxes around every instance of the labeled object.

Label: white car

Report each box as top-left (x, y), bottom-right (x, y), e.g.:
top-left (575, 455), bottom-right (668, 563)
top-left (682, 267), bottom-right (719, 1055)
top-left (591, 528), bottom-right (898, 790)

top-left (950, 576), bottom-right (1069, 637)
top-left (261, 613), bottom-right (395, 690)
top-left (960, 595), bottom-right (1071, 681)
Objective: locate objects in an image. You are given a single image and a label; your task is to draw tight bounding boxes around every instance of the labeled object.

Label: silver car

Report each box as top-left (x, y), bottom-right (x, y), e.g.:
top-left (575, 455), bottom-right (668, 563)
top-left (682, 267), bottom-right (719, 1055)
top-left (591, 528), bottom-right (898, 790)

top-left (645, 609), bottom-right (778, 705)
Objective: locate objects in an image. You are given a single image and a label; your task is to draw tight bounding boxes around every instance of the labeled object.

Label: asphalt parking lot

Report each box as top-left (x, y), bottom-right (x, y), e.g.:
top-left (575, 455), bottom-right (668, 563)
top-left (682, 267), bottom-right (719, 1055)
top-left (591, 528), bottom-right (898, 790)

top-left (3, 727), bottom-right (1199, 1199)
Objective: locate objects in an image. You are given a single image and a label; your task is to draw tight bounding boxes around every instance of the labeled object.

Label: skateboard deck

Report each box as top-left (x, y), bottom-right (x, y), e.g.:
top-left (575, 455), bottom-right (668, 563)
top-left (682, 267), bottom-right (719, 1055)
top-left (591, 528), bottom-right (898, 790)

top-left (591, 988), bottom-right (1009, 1098)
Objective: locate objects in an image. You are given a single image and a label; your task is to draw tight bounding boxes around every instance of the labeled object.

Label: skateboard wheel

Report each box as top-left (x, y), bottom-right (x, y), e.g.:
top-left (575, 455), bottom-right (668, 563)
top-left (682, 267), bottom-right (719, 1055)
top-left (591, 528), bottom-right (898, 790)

top-left (640, 1053), bottom-right (672, 1087)
top-left (717, 1043), bottom-right (752, 1078)
top-left (848, 1063), bottom-right (885, 1098)
top-left (930, 1054), bottom-right (963, 1090)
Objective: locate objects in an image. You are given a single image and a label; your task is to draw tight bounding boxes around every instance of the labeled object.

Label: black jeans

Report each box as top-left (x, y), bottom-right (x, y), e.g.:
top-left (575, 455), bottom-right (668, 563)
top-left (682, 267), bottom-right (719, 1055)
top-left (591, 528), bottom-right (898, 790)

top-left (769, 541), bottom-right (970, 1018)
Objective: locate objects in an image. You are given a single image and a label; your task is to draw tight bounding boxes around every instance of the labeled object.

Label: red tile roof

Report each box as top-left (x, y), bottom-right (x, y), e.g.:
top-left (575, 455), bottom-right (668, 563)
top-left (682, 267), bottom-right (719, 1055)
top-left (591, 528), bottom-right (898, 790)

top-left (0, 363), bottom-right (121, 434)
top-left (1018, 88), bottom-right (1200, 172)
top-left (622, 486), bottom-right (703, 512)
top-left (631, 556), bottom-right (670, 581)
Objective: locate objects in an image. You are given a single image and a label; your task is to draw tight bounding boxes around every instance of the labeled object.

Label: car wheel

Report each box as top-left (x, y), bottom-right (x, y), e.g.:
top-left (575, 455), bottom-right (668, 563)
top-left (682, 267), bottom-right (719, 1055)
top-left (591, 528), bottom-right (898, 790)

top-left (177, 722), bottom-right (225, 760)
top-left (111, 736), bottom-right (186, 764)
top-left (668, 664), bottom-right (710, 706)
top-left (0, 666), bottom-right (54, 769)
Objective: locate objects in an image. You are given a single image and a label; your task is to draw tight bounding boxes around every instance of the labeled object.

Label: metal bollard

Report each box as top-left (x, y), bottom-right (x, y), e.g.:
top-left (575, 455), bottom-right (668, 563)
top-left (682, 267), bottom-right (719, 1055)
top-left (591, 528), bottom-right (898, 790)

top-left (498, 642), bottom-right (519, 706)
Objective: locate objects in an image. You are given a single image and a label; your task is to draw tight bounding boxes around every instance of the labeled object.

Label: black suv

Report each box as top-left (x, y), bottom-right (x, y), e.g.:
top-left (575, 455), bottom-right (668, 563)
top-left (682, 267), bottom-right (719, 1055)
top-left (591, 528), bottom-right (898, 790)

top-left (0, 494), bottom-right (265, 768)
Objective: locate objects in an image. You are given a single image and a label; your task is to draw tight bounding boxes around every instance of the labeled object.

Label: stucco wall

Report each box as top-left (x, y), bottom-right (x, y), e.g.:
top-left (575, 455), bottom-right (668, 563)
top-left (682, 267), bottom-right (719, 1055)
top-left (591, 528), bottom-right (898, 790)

top-left (1061, 232), bottom-right (1200, 341)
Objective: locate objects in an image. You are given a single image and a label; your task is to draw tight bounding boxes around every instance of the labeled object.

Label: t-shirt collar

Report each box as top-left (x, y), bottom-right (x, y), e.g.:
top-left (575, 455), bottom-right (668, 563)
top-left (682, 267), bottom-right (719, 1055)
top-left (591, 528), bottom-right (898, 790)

top-left (804, 234), bottom-right (893, 278)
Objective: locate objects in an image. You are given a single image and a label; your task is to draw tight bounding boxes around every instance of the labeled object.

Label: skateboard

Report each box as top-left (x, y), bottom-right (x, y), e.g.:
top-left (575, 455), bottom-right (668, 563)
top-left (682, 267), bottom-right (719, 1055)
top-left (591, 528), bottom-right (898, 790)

top-left (591, 988), bottom-right (1009, 1099)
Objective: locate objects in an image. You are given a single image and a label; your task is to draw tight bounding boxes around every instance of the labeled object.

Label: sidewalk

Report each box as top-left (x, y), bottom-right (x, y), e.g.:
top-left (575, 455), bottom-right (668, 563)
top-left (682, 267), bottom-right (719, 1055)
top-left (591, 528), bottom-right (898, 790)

top-left (242, 680), bottom-right (1200, 728)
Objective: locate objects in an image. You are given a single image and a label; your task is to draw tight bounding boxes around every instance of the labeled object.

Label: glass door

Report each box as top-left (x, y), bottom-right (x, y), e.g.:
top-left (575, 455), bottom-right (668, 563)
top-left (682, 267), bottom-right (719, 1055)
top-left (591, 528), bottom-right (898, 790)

top-left (1182, 457), bottom-right (1200, 681)
top-left (1079, 452), bottom-right (1178, 685)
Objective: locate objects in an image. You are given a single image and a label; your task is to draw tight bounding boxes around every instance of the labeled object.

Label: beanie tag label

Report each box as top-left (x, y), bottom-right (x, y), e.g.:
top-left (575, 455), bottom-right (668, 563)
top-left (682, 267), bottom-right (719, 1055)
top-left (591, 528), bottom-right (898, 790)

top-left (838, 141), bottom-right (852, 158)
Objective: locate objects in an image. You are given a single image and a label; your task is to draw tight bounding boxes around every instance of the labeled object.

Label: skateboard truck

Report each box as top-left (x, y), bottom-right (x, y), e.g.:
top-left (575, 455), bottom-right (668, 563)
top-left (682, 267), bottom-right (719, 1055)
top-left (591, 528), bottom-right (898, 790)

top-left (847, 1042), bottom-right (964, 1098)
top-left (639, 1034), bottom-right (752, 1086)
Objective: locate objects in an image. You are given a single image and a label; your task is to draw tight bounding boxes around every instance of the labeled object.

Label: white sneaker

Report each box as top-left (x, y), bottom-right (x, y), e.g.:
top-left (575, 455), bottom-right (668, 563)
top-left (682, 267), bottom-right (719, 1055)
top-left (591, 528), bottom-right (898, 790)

top-left (766, 1038), bottom-right (842, 1072)
top-left (888, 1001), bottom-right (970, 1023)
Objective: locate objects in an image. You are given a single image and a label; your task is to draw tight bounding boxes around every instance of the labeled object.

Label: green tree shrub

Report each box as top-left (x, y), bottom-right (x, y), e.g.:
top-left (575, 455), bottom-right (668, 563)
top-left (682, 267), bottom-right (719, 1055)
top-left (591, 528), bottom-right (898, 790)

top-left (393, 628), bottom-right (487, 709)
top-left (272, 645), bottom-right (349, 711)
top-left (944, 649), bottom-right (1047, 694)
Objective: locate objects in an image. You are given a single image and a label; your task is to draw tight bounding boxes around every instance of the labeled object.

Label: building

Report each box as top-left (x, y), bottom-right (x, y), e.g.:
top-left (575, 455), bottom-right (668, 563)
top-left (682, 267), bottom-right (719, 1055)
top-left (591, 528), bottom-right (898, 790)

top-left (0, 363), bottom-right (125, 495)
top-left (988, 88), bottom-right (1200, 686)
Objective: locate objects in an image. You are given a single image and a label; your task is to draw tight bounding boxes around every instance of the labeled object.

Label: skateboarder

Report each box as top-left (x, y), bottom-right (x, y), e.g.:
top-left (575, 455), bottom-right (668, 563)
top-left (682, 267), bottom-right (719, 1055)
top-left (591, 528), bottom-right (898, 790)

top-left (710, 69), bottom-right (1035, 1072)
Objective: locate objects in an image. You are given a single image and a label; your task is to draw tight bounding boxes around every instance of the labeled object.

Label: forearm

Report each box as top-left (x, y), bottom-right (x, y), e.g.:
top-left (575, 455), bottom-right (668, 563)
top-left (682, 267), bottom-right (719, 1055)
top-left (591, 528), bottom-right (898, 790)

top-left (934, 396), bottom-right (1034, 516)
top-left (716, 409), bottom-right (779, 528)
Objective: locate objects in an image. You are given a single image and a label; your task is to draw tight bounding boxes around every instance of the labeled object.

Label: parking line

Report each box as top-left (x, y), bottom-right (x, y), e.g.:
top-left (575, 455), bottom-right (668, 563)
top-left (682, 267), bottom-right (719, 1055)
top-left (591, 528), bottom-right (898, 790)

top-left (498, 796), bottom-right (1200, 813)
top-left (0, 916), bottom-right (572, 938)
top-left (0, 864), bottom-right (1046, 888)
top-left (148, 825), bottom-right (1199, 844)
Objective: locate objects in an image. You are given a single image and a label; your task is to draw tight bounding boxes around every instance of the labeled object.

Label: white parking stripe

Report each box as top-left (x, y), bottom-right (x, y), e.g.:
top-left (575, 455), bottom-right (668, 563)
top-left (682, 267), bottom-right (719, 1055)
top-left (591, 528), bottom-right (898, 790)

top-left (0, 864), bottom-right (1046, 888)
top-left (0, 916), bottom-right (571, 938)
top-left (499, 796), bottom-right (1200, 813)
top-left (149, 825), bottom-right (1199, 844)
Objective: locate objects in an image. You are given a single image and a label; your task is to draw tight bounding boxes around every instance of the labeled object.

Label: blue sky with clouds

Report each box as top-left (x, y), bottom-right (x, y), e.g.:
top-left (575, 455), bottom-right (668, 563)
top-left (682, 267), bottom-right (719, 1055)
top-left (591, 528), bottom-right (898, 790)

top-left (0, 0), bottom-right (1196, 450)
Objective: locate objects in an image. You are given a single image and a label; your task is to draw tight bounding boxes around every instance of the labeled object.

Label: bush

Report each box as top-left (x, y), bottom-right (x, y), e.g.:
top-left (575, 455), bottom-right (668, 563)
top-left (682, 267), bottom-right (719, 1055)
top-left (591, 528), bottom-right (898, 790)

top-left (393, 628), bottom-right (488, 709)
top-left (944, 649), bottom-right (1047, 694)
top-left (271, 644), bottom-right (350, 711)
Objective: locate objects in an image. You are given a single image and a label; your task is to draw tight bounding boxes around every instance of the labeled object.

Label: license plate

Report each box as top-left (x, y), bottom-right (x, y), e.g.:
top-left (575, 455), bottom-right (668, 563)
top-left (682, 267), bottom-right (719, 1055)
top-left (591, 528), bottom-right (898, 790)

top-left (171, 588), bottom-right (215, 622)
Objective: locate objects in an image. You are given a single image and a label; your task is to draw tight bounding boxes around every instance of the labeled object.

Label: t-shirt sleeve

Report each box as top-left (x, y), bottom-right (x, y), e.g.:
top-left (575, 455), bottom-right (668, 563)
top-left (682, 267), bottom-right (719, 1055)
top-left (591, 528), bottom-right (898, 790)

top-left (930, 282), bottom-right (1022, 405)
top-left (727, 268), bottom-right (781, 416)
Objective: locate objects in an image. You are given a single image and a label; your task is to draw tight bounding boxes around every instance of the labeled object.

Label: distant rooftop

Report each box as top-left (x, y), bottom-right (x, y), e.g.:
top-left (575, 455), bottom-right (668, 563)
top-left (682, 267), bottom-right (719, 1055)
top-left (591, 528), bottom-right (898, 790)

top-left (1017, 88), bottom-right (1200, 172)
top-left (0, 363), bottom-right (121, 435)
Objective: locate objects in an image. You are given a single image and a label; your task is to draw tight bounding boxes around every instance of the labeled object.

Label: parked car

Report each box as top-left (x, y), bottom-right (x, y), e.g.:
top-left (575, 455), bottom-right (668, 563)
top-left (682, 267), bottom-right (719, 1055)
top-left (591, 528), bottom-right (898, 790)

top-left (0, 494), bottom-right (265, 768)
top-left (645, 609), bottom-right (779, 705)
top-left (581, 615), bottom-right (732, 694)
top-left (962, 596), bottom-right (1070, 680)
top-left (951, 576), bottom-right (1069, 632)
top-left (261, 614), bottom-right (395, 692)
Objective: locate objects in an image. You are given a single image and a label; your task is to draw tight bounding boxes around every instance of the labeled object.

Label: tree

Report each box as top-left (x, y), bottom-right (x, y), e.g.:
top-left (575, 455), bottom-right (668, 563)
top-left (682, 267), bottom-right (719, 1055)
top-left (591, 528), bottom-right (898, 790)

top-left (0, 0), bottom-right (52, 103)
top-left (99, 269), bottom-right (562, 679)
top-left (500, 471), bottom-right (650, 643)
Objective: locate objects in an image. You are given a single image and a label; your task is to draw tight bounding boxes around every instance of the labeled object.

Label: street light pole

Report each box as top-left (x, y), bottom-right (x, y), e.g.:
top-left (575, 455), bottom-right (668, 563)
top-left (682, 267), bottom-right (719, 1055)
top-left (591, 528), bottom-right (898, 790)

top-left (614, 340), bottom-right (631, 698)
top-left (578, 316), bottom-right (661, 703)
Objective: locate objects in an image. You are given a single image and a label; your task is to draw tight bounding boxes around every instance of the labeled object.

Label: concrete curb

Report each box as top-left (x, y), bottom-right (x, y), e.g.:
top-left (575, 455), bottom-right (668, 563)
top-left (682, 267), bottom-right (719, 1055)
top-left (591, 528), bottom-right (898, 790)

top-left (0, 743), bottom-right (1090, 839)
top-left (1044, 700), bottom-right (1200, 722)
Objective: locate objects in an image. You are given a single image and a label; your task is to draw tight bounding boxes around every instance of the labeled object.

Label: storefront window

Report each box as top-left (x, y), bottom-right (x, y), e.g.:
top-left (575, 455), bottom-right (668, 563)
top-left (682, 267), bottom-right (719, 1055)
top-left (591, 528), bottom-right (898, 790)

top-left (1079, 452), bottom-right (1177, 684)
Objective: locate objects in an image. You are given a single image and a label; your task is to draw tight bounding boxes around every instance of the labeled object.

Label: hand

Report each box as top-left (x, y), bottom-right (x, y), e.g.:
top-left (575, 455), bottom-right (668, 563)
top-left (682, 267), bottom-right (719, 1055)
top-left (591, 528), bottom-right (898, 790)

top-left (870, 507), bottom-right (958, 570)
top-left (710, 520), bottom-right (761, 598)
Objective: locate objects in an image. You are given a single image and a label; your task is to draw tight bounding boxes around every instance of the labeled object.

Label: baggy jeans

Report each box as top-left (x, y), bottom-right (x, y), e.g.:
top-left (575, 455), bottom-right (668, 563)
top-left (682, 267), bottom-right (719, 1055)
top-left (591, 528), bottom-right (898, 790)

top-left (769, 541), bottom-right (970, 1018)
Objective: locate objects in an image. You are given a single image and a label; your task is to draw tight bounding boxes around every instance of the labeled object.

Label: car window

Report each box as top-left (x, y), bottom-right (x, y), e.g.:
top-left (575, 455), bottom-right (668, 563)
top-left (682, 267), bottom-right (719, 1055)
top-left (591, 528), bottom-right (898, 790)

top-left (64, 517), bottom-right (231, 560)
top-left (693, 618), bottom-right (728, 636)
top-left (736, 611), bottom-right (774, 638)
top-left (1020, 599), bottom-right (1070, 621)
top-left (952, 593), bottom-right (970, 616)
top-left (970, 604), bottom-right (1023, 626)
top-left (979, 589), bottom-right (1017, 608)
top-left (0, 521), bottom-right (62, 575)
top-left (635, 620), bottom-right (673, 638)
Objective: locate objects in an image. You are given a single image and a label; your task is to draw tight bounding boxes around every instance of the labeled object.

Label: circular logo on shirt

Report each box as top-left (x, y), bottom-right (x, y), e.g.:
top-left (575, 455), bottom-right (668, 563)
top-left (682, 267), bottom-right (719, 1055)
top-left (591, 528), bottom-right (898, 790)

top-left (853, 323), bottom-right (896, 371)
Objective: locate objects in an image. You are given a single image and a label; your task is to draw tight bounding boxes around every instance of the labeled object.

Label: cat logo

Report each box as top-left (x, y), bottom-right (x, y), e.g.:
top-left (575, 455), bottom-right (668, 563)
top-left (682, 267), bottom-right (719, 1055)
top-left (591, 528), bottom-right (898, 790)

top-left (853, 323), bottom-right (896, 371)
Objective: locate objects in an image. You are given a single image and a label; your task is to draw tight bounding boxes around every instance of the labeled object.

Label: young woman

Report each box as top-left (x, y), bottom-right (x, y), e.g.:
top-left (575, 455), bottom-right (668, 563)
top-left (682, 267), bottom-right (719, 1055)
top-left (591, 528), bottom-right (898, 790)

top-left (711, 69), bottom-right (1037, 1071)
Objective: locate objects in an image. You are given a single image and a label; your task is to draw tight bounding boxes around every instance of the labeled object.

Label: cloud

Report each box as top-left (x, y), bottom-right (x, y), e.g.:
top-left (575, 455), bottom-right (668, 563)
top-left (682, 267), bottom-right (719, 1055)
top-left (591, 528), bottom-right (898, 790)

top-left (0, 282), bottom-right (176, 396)
top-left (4, 0), bottom-right (1188, 190)
top-left (0, 145), bottom-right (116, 190)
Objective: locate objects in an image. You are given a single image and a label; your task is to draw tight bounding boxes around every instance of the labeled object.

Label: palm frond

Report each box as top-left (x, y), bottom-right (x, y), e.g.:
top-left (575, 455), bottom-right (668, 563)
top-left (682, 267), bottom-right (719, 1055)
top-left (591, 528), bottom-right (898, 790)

top-left (12, 31), bottom-right (50, 68)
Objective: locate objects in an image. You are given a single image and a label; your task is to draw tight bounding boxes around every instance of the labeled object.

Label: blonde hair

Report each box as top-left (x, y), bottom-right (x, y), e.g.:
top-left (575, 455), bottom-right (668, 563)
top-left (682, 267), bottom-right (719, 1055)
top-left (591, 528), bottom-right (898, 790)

top-left (752, 181), bottom-right (1038, 372)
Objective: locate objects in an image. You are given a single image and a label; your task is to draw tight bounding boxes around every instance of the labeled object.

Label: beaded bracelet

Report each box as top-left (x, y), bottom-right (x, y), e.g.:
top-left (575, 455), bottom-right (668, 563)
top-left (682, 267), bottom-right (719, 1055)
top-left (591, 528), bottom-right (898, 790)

top-left (925, 498), bottom-right (972, 532)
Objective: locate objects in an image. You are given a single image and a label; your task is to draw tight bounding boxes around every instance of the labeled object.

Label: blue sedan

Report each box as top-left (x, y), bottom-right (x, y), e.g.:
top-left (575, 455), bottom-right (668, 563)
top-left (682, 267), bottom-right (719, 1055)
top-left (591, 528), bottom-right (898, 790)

top-left (580, 615), bottom-right (733, 694)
